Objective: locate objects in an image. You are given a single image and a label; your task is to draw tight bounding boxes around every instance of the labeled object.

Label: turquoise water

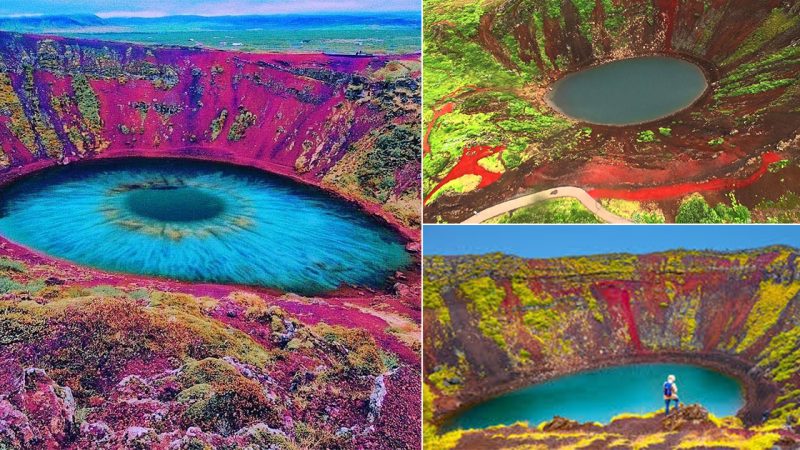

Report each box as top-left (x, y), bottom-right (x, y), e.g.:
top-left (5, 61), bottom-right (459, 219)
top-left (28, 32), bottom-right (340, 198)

top-left (548, 56), bottom-right (707, 125)
top-left (0, 158), bottom-right (411, 294)
top-left (444, 363), bottom-right (743, 430)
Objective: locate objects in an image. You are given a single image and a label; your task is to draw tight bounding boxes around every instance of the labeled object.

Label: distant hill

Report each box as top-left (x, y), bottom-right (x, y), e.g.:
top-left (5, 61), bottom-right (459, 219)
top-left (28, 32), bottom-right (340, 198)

top-left (0, 14), bottom-right (105, 31)
top-left (0, 13), bottom-right (420, 33)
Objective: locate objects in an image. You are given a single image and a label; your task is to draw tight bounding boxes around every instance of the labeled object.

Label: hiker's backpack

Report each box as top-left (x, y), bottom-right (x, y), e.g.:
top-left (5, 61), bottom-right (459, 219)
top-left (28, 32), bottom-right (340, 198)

top-left (663, 382), bottom-right (673, 397)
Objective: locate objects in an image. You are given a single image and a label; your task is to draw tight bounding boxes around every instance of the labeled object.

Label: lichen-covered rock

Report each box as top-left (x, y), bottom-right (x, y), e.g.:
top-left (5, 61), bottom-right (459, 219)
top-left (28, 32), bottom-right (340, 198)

top-left (0, 364), bottom-right (76, 448)
top-left (662, 404), bottom-right (713, 432)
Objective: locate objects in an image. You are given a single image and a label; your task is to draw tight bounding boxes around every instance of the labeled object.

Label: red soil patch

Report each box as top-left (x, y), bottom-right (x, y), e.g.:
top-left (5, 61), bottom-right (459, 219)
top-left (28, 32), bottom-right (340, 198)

top-left (595, 282), bottom-right (644, 352)
top-left (424, 145), bottom-right (505, 204)
top-left (588, 152), bottom-right (782, 201)
top-left (656, 0), bottom-right (680, 51)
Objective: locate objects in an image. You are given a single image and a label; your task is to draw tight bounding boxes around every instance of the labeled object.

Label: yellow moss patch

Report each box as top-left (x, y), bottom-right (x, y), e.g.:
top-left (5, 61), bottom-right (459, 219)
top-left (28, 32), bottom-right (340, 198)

top-left (0, 72), bottom-right (37, 153)
top-left (512, 279), bottom-right (552, 307)
top-left (609, 411), bottom-right (660, 423)
top-left (460, 277), bottom-right (507, 348)
top-left (423, 285), bottom-right (451, 325)
top-left (145, 291), bottom-right (272, 367)
top-left (608, 432), bottom-right (672, 449)
top-left (675, 431), bottom-right (781, 449)
top-left (737, 280), bottom-right (800, 351)
top-left (426, 174), bottom-right (482, 205)
top-left (477, 153), bottom-right (505, 173)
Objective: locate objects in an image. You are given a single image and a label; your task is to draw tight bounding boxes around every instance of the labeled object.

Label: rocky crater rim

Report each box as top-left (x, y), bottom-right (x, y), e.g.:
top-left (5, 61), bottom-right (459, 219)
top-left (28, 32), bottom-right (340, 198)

top-left (436, 352), bottom-right (775, 429)
top-left (543, 52), bottom-right (715, 127)
top-left (19, 29), bottom-right (420, 58)
top-left (427, 245), bottom-right (797, 265)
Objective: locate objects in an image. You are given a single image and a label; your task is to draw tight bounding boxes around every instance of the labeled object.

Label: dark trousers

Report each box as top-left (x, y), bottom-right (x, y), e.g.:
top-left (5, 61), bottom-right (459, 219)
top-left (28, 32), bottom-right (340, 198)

top-left (665, 397), bottom-right (680, 415)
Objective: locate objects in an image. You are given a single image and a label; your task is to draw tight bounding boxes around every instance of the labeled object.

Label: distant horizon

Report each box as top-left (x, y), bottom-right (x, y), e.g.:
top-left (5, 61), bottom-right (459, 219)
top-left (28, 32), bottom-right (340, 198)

top-left (424, 225), bottom-right (800, 259)
top-left (0, 9), bottom-right (420, 54)
top-left (0, 0), bottom-right (419, 18)
top-left (0, 11), bottom-right (419, 19)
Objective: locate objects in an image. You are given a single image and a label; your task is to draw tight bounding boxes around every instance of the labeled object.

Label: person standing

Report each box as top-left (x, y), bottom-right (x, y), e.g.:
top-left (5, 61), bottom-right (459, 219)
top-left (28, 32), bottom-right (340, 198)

top-left (664, 374), bottom-right (680, 415)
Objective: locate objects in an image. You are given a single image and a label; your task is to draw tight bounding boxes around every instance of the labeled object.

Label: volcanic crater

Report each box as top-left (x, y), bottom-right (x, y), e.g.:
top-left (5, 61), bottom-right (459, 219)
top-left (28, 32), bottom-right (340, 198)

top-left (424, 248), bottom-right (800, 448)
top-left (423, 0), bottom-right (800, 223)
top-left (0, 31), bottom-right (422, 449)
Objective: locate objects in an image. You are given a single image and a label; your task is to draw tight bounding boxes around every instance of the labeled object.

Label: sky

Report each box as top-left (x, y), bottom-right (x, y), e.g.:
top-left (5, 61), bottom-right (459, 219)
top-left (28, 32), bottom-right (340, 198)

top-left (424, 225), bottom-right (800, 258)
top-left (0, 0), bottom-right (419, 17)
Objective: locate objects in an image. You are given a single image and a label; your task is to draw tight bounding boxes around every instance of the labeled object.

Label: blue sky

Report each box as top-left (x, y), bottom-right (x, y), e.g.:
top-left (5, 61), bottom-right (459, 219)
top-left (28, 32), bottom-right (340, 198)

top-left (424, 225), bottom-right (800, 258)
top-left (0, 0), bottom-right (419, 17)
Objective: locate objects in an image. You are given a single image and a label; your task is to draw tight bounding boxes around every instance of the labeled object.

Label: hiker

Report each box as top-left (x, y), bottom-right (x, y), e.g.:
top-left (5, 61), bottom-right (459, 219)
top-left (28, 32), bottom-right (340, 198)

top-left (663, 374), bottom-right (680, 415)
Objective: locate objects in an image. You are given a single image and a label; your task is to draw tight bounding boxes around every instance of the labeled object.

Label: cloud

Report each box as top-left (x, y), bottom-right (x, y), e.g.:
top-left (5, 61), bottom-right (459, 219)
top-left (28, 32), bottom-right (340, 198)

top-left (2, 0), bottom-right (419, 18)
top-left (0, 13), bottom-right (44, 18)
top-left (96, 10), bottom-right (169, 19)
top-left (185, 0), bottom-right (418, 15)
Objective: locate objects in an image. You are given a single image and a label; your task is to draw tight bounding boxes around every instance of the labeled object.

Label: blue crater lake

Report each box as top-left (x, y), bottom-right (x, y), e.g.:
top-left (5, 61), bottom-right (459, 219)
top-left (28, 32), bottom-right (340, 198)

top-left (0, 158), bottom-right (411, 295)
top-left (547, 56), bottom-right (708, 125)
top-left (444, 363), bottom-right (744, 430)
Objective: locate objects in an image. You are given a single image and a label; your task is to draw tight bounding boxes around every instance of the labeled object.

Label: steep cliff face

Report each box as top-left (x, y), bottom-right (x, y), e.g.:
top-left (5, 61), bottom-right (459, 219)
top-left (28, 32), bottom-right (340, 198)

top-left (424, 248), bottom-right (800, 447)
top-left (0, 32), bottom-right (421, 227)
top-left (423, 0), bottom-right (800, 223)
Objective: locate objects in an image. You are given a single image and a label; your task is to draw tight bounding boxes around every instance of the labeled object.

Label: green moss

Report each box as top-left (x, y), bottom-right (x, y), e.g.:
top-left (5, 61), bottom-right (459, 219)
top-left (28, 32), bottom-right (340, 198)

top-left (768, 159), bottom-right (791, 173)
top-left (71, 74), bottom-right (102, 132)
top-left (676, 193), bottom-right (750, 224)
top-left (716, 78), bottom-right (794, 98)
top-left (632, 211), bottom-right (666, 224)
top-left (0, 72), bottom-right (37, 153)
top-left (459, 277), bottom-right (507, 348)
top-left (707, 137), bottom-right (724, 146)
top-left (180, 358), bottom-right (241, 385)
top-left (227, 107), bottom-right (256, 142)
top-left (148, 291), bottom-right (272, 367)
top-left (209, 109), bottom-right (228, 141)
top-left (523, 309), bottom-right (560, 333)
top-left (491, 198), bottom-right (602, 224)
top-left (755, 192), bottom-right (800, 223)
top-left (0, 277), bottom-right (22, 294)
top-left (722, 8), bottom-right (798, 66)
top-left (0, 258), bottom-right (26, 273)
top-left (601, 199), bottom-right (666, 223)
top-left (636, 130), bottom-right (657, 143)
top-left (177, 383), bottom-right (213, 403)
top-left (0, 302), bottom-right (47, 345)
top-left (356, 125), bottom-right (420, 203)
top-left (658, 127), bottom-right (672, 137)
top-left (311, 322), bottom-right (386, 376)
top-left (22, 67), bottom-right (62, 158)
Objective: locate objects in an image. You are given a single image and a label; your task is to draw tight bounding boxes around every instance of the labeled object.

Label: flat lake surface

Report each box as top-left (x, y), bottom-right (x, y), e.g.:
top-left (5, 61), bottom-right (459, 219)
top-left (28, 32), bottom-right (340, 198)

top-left (548, 56), bottom-right (707, 125)
top-left (444, 363), bottom-right (743, 430)
top-left (0, 158), bottom-right (411, 294)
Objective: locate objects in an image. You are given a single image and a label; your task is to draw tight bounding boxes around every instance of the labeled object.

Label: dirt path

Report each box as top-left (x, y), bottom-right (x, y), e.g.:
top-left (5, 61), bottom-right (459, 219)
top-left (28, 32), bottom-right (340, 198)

top-left (461, 186), bottom-right (632, 224)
